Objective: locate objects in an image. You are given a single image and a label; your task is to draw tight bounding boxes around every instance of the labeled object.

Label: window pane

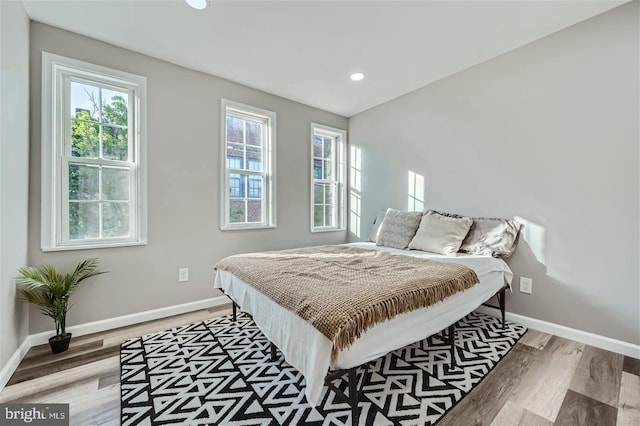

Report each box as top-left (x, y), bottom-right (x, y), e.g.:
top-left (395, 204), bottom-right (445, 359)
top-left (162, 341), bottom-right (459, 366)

top-left (248, 159), bottom-right (261, 171)
top-left (226, 146), bottom-right (244, 169)
top-left (246, 120), bottom-right (261, 146)
top-left (325, 182), bottom-right (336, 205)
top-left (68, 202), bottom-right (99, 240)
top-left (102, 125), bottom-right (128, 161)
top-left (323, 137), bottom-right (334, 159)
top-left (103, 202), bottom-right (130, 237)
top-left (313, 135), bottom-right (323, 157)
top-left (247, 199), bottom-right (262, 223)
top-left (103, 167), bottom-right (130, 201)
top-left (323, 159), bottom-right (334, 179)
top-left (70, 81), bottom-right (99, 121)
top-left (230, 200), bottom-right (246, 223)
top-left (101, 88), bottom-right (128, 126)
top-left (313, 159), bottom-right (322, 179)
top-left (229, 173), bottom-right (243, 198)
top-left (246, 146), bottom-right (262, 171)
top-left (325, 205), bottom-right (335, 227)
top-left (248, 176), bottom-right (263, 199)
top-left (69, 164), bottom-right (99, 200)
top-left (313, 182), bottom-right (324, 204)
top-left (227, 116), bottom-right (244, 143)
top-left (71, 120), bottom-right (99, 158)
top-left (314, 205), bottom-right (324, 227)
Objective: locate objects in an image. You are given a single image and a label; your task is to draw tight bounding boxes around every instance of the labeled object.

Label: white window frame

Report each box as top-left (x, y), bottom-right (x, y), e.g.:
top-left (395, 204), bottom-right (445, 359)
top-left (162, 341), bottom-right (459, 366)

top-left (220, 99), bottom-right (276, 230)
top-left (310, 123), bottom-right (346, 232)
top-left (41, 52), bottom-right (147, 251)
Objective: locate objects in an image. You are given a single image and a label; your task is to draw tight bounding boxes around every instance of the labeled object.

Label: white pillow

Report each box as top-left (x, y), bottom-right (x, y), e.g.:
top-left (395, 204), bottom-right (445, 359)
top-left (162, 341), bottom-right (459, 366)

top-left (409, 211), bottom-right (473, 255)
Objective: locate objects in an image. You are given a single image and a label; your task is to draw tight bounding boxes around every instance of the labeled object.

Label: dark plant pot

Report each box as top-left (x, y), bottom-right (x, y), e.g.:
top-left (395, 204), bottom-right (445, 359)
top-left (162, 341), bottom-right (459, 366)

top-left (49, 333), bottom-right (72, 354)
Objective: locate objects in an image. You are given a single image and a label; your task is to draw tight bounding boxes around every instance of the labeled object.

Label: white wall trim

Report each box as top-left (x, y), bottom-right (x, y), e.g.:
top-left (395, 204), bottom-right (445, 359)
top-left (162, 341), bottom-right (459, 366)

top-left (0, 296), bottom-right (229, 393)
top-left (0, 336), bottom-right (31, 391)
top-left (476, 306), bottom-right (640, 359)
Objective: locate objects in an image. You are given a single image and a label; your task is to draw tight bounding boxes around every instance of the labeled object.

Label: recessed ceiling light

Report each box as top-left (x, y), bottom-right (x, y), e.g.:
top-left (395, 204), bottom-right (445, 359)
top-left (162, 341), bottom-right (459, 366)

top-left (186, 0), bottom-right (208, 10)
top-left (350, 72), bottom-right (365, 82)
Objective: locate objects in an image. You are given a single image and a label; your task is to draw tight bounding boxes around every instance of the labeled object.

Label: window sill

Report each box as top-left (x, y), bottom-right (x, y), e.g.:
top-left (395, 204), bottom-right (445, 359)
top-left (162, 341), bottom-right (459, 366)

top-left (42, 240), bottom-right (147, 252)
top-left (310, 227), bottom-right (346, 233)
top-left (220, 224), bottom-right (277, 231)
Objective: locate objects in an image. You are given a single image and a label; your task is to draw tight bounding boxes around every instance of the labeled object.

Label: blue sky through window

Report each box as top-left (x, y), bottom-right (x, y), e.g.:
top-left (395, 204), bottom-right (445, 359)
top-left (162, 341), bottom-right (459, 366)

top-left (70, 81), bottom-right (128, 120)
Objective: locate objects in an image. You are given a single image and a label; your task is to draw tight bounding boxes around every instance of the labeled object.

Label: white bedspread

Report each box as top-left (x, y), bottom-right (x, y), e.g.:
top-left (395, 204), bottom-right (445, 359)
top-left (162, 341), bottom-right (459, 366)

top-left (213, 242), bottom-right (513, 406)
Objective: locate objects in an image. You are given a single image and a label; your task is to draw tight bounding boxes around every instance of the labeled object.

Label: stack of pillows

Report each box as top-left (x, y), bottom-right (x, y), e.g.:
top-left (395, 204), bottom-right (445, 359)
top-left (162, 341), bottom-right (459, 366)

top-left (368, 208), bottom-right (522, 257)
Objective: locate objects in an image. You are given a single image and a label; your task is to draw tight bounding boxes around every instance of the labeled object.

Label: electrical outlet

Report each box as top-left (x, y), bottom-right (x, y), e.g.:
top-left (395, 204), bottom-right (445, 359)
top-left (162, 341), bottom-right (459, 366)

top-left (520, 277), bottom-right (532, 294)
top-left (178, 268), bottom-right (189, 282)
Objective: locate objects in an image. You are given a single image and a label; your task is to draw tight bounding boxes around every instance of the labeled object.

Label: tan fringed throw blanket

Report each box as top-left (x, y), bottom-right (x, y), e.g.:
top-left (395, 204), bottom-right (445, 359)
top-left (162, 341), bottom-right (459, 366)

top-left (215, 245), bottom-right (479, 365)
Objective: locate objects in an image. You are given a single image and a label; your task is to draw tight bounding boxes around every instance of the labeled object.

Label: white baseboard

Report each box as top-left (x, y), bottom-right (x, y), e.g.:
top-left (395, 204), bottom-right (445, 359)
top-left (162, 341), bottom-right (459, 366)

top-left (476, 306), bottom-right (640, 359)
top-left (29, 296), bottom-right (230, 347)
top-left (0, 337), bottom-right (31, 391)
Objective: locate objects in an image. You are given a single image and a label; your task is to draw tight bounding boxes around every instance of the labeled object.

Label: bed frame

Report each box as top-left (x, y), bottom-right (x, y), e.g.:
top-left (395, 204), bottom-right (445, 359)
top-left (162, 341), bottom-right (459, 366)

top-left (226, 283), bottom-right (508, 425)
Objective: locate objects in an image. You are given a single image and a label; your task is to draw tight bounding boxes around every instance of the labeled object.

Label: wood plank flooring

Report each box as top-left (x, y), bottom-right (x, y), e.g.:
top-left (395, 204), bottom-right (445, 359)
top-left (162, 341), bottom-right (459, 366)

top-left (1, 305), bottom-right (637, 426)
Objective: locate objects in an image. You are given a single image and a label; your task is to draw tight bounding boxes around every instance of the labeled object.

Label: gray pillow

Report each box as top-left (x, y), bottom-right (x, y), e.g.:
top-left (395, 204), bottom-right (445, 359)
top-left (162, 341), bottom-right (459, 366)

top-left (409, 211), bottom-right (473, 255)
top-left (367, 209), bottom-right (388, 243)
top-left (376, 209), bottom-right (422, 249)
top-left (460, 218), bottom-right (522, 258)
top-left (430, 209), bottom-right (522, 257)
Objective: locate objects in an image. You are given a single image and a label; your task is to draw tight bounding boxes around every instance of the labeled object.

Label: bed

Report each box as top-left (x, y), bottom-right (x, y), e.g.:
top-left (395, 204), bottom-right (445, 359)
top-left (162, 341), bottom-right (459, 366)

top-left (213, 241), bottom-right (513, 421)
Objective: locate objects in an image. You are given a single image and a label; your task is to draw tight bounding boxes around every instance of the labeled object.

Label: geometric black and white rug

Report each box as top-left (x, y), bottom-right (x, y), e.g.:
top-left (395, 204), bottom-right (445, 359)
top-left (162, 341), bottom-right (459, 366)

top-left (121, 312), bottom-right (526, 425)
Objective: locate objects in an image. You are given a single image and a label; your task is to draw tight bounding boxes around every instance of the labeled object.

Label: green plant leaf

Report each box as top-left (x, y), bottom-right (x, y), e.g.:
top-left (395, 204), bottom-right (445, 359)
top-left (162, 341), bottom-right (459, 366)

top-left (16, 258), bottom-right (107, 337)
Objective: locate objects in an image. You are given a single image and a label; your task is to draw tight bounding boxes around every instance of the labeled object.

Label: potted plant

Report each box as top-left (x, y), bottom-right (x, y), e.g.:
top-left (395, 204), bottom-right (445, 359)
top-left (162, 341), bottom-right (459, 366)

top-left (16, 257), bottom-right (107, 354)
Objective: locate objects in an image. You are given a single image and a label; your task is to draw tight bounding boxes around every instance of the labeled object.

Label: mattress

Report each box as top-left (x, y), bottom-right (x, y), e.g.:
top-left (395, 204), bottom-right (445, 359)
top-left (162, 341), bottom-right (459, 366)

top-left (213, 242), bottom-right (513, 406)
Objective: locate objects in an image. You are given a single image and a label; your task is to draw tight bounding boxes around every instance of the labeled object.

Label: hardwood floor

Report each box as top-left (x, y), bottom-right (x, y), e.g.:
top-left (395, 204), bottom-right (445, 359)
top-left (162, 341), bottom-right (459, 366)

top-left (1, 306), bottom-right (637, 426)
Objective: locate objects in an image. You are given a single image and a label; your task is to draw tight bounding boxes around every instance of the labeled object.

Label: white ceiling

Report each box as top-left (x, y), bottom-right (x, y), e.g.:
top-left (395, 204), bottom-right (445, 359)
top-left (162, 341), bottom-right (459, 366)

top-left (22, 0), bottom-right (626, 117)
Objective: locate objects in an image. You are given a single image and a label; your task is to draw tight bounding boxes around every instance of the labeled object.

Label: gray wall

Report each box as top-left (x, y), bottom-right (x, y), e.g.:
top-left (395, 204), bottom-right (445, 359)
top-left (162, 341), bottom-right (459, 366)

top-left (349, 2), bottom-right (639, 345)
top-left (0, 0), bottom-right (30, 374)
top-left (28, 23), bottom-right (348, 334)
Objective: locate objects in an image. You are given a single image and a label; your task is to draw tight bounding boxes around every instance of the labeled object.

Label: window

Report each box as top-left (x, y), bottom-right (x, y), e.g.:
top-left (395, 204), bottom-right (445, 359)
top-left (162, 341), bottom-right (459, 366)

top-left (311, 123), bottom-right (346, 232)
top-left (41, 52), bottom-right (147, 251)
top-left (221, 99), bottom-right (275, 229)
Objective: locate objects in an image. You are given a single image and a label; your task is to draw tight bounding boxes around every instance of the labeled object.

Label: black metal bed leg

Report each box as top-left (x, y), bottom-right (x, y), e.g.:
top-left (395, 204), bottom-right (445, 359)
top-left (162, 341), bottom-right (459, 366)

top-left (270, 342), bottom-right (277, 362)
top-left (349, 368), bottom-right (359, 425)
top-left (449, 323), bottom-right (456, 370)
top-left (498, 289), bottom-right (506, 329)
top-left (232, 301), bottom-right (237, 322)
top-left (481, 283), bottom-right (509, 329)
top-left (324, 365), bottom-right (369, 426)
